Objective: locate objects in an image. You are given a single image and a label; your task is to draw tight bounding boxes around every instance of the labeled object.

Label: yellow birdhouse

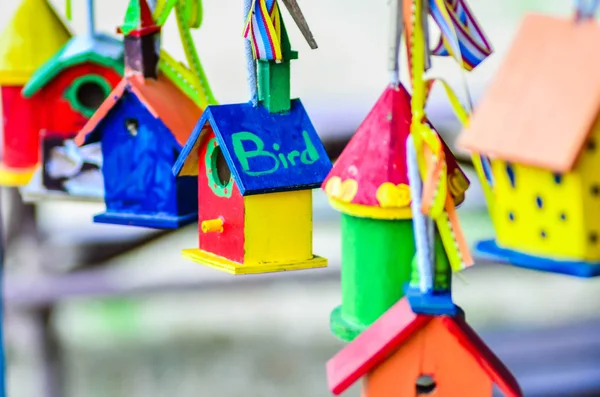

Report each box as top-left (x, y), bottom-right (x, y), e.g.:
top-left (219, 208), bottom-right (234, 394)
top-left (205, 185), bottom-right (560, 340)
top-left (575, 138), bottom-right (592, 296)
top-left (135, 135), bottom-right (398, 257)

top-left (459, 13), bottom-right (600, 277)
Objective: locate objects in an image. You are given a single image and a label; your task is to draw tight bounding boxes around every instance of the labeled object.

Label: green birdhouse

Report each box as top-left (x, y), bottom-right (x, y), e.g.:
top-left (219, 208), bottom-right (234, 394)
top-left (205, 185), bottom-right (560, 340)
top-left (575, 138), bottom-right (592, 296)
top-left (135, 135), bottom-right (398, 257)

top-left (321, 84), bottom-right (469, 342)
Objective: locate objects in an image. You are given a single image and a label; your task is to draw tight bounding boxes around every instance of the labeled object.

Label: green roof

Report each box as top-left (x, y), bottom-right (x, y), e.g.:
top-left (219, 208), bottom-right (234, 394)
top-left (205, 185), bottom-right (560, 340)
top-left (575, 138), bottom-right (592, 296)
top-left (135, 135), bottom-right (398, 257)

top-left (22, 33), bottom-right (124, 97)
top-left (121, 0), bottom-right (157, 36)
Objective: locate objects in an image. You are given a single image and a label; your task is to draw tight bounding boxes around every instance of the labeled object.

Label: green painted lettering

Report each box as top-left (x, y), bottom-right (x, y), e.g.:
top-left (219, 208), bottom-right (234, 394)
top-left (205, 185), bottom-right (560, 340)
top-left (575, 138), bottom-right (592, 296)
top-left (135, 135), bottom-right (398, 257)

top-left (287, 150), bottom-right (300, 166)
top-left (231, 131), bottom-right (279, 176)
top-left (230, 130), bottom-right (321, 176)
top-left (300, 130), bottom-right (320, 165)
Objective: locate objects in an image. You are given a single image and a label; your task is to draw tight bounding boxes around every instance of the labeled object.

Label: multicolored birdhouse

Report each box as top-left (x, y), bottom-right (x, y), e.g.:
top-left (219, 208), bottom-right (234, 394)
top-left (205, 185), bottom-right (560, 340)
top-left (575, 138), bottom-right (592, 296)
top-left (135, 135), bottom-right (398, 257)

top-left (173, 100), bottom-right (331, 274)
top-left (75, 0), bottom-right (202, 229)
top-left (172, 0), bottom-right (330, 274)
top-left (321, 85), bottom-right (469, 341)
top-left (326, 297), bottom-right (523, 397)
top-left (20, 32), bottom-right (124, 199)
top-left (0, 0), bottom-right (71, 185)
top-left (459, 13), bottom-right (600, 278)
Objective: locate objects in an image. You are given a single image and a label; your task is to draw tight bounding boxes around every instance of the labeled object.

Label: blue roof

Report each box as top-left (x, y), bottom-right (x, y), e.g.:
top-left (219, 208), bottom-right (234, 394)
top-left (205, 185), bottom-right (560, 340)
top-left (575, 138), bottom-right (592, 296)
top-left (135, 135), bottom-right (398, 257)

top-left (173, 99), bottom-right (332, 196)
top-left (23, 33), bottom-right (124, 97)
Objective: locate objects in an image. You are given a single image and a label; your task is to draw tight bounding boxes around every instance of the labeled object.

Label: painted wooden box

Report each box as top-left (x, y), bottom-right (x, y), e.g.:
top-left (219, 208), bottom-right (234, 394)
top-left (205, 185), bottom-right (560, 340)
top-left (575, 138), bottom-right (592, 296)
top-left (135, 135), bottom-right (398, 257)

top-left (173, 100), bottom-right (332, 274)
top-left (459, 14), bottom-right (600, 277)
top-left (75, 0), bottom-right (201, 229)
top-left (20, 33), bottom-right (124, 200)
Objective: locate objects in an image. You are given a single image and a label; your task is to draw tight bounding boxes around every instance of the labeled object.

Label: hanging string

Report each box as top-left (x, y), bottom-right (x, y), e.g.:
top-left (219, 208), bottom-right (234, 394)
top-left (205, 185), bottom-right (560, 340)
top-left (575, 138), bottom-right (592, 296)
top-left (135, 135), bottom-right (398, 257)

top-left (65, 0), bottom-right (72, 21)
top-left (243, 0), bottom-right (259, 104)
top-left (407, 134), bottom-right (434, 293)
top-left (388, 0), bottom-right (403, 85)
top-left (575, 0), bottom-right (600, 20)
top-left (87, 0), bottom-right (96, 36)
top-left (409, 0), bottom-right (472, 272)
top-left (243, 0), bottom-right (283, 61)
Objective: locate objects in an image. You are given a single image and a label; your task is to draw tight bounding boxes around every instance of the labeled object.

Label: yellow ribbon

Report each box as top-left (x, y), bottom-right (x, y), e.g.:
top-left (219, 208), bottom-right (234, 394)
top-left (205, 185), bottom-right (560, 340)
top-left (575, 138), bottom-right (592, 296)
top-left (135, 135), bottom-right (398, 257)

top-left (409, 0), bottom-right (473, 271)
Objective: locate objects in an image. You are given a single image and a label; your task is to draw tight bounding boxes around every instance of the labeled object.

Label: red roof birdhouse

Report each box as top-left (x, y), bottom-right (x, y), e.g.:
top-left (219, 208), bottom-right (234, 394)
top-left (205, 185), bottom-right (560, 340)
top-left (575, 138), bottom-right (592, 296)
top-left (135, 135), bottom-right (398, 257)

top-left (326, 298), bottom-right (523, 397)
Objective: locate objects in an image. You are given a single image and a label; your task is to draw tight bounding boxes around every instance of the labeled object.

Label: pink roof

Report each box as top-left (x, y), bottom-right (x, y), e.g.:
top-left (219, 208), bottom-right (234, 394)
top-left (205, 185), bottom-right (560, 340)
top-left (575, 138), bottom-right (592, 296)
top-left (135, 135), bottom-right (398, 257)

top-left (326, 298), bottom-right (523, 396)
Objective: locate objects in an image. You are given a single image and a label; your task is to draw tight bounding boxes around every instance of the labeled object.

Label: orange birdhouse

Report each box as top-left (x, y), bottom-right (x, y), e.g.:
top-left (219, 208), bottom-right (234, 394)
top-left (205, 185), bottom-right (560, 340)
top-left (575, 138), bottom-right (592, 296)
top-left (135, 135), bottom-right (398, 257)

top-left (326, 298), bottom-right (523, 397)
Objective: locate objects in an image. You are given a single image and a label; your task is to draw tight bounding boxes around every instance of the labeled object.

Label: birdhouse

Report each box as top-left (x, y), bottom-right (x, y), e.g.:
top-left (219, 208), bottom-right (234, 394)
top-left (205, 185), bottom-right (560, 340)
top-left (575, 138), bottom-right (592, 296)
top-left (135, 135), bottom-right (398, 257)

top-left (0, 0), bottom-right (71, 185)
top-left (459, 14), bottom-right (600, 277)
top-left (75, 0), bottom-right (202, 229)
top-left (326, 297), bottom-right (523, 397)
top-left (172, 100), bottom-right (332, 274)
top-left (19, 32), bottom-right (124, 199)
top-left (321, 85), bottom-right (469, 342)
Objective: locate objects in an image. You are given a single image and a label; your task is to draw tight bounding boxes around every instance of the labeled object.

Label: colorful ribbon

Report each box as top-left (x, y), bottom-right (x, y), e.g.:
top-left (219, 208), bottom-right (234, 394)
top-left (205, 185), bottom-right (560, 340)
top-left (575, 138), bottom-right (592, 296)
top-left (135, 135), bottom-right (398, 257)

top-left (244, 0), bottom-right (283, 61)
top-left (409, 0), bottom-right (473, 273)
top-left (429, 0), bottom-right (492, 71)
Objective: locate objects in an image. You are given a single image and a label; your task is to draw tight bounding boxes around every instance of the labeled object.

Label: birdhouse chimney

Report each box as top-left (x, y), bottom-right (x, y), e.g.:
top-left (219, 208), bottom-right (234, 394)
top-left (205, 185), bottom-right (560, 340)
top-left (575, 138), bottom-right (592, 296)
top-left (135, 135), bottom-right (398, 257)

top-left (118, 0), bottom-right (161, 79)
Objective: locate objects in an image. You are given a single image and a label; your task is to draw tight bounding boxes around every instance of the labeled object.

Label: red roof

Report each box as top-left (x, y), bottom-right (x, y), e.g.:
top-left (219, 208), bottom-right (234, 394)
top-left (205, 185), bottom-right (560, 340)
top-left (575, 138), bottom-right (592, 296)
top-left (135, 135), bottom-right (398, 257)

top-left (76, 73), bottom-right (202, 147)
top-left (326, 298), bottom-right (523, 397)
top-left (322, 85), bottom-right (468, 209)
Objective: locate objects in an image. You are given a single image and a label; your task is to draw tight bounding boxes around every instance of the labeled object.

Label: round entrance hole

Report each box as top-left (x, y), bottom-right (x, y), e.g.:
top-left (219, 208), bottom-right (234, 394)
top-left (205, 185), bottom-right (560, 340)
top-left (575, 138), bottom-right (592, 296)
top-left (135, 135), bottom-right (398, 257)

top-left (416, 374), bottom-right (437, 395)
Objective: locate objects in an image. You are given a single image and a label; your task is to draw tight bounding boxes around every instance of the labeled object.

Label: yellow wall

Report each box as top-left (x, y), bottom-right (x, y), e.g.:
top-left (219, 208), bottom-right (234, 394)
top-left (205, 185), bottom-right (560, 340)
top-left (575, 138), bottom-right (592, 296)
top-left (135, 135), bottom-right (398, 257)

top-left (579, 125), bottom-right (600, 260)
top-left (491, 161), bottom-right (585, 260)
top-left (491, 123), bottom-right (600, 261)
top-left (244, 190), bottom-right (313, 264)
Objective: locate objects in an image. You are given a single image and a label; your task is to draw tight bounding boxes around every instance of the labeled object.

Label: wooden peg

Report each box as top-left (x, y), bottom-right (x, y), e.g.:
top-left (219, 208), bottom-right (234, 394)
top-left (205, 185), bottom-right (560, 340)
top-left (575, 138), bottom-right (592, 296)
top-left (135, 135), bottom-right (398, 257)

top-left (280, 0), bottom-right (318, 49)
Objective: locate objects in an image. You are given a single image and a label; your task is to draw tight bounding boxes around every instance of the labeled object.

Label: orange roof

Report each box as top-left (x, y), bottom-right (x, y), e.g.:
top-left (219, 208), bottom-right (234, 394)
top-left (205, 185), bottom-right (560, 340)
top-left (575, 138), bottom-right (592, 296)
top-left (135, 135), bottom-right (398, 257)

top-left (459, 14), bottom-right (600, 173)
top-left (76, 73), bottom-right (202, 147)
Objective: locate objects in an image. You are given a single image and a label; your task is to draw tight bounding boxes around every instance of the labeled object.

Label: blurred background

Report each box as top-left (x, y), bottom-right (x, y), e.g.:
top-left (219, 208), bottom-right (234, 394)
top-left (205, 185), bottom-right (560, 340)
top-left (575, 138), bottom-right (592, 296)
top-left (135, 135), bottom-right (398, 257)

top-left (2, 0), bottom-right (600, 396)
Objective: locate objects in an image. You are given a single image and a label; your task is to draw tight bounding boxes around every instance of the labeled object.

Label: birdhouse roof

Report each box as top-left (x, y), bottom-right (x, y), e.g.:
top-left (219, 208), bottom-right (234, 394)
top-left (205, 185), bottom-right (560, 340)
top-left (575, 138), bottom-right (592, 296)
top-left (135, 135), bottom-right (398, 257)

top-left (0, 0), bottom-right (72, 85)
top-left (322, 85), bottom-right (468, 218)
top-left (75, 73), bottom-right (202, 147)
top-left (173, 100), bottom-right (332, 196)
top-left (119, 0), bottom-right (161, 37)
top-left (326, 298), bottom-right (523, 397)
top-left (459, 13), bottom-right (600, 173)
top-left (22, 33), bottom-right (124, 97)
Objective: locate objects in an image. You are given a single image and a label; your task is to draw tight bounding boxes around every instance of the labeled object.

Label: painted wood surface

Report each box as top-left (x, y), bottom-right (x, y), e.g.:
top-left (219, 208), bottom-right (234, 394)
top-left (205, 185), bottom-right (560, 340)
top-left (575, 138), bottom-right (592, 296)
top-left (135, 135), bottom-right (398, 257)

top-left (92, 92), bottom-right (198, 228)
top-left (198, 129), bottom-right (246, 263)
top-left (327, 298), bottom-right (522, 397)
top-left (39, 63), bottom-right (122, 136)
top-left (0, 0), bottom-right (71, 85)
top-left (244, 190), bottom-right (313, 264)
top-left (174, 100), bottom-right (332, 195)
top-left (331, 214), bottom-right (415, 341)
top-left (323, 85), bottom-right (468, 220)
top-left (0, 86), bottom-right (40, 170)
top-left (459, 14), bottom-right (600, 174)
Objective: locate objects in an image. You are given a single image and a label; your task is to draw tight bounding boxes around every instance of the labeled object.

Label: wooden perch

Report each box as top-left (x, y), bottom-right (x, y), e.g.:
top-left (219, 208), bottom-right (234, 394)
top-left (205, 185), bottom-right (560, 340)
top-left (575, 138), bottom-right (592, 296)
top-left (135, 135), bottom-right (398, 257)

top-left (280, 0), bottom-right (318, 49)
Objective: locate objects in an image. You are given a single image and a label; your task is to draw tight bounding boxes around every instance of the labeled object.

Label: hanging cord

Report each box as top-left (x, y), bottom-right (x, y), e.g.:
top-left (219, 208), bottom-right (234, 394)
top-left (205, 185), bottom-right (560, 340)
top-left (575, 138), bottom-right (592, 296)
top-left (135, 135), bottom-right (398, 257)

top-left (243, 0), bottom-right (259, 105)
top-left (87, 0), bottom-right (95, 36)
top-left (407, 134), bottom-right (434, 293)
top-left (575, 0), bottom-right (600, 20)
top-left (65, 0), bottom-right (72, 21)
top-left (388, 0), bottom-right (403, 85)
